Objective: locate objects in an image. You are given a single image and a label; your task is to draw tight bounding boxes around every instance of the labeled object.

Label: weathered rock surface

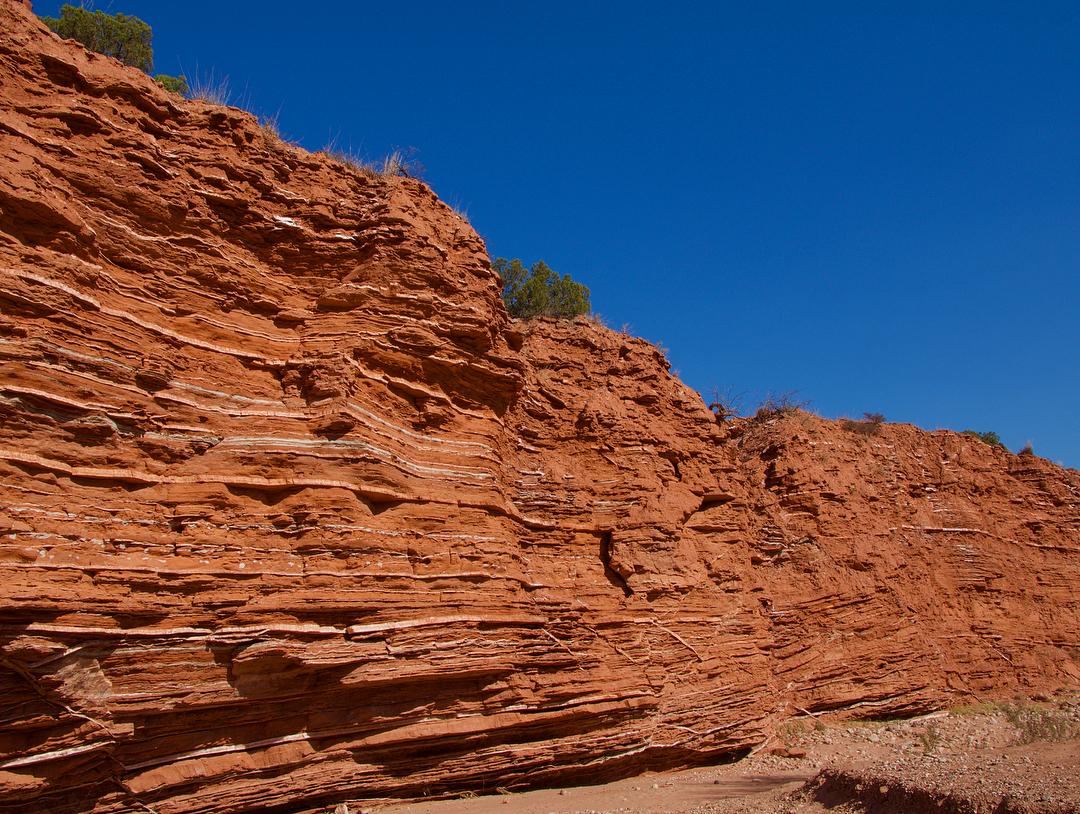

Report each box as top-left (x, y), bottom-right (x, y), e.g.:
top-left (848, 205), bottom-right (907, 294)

top-left (0, 2), bottom-right (1077, 811)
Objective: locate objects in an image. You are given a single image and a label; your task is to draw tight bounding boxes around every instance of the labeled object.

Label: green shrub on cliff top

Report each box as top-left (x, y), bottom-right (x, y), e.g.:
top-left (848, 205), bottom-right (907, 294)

top-left (154, 73), bottom-right (189, 96)
top-left (42, 5), bottom-right (154, 72)
top-left (43, 6), bottom-right (188, 96)
top-left (495, 258), bottom-right (591, 320)
top-left (963, 430), bottom-right (1005, 448)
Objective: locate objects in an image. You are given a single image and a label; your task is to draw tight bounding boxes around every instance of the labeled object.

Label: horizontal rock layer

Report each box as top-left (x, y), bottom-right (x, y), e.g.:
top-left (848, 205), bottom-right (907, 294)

top-left (0, 2), bottom-right (1077, 812)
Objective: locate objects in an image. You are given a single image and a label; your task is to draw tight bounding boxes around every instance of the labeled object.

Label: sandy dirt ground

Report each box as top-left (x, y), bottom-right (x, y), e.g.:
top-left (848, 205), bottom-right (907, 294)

top-left (374, 696), bottom-right (1080, 814)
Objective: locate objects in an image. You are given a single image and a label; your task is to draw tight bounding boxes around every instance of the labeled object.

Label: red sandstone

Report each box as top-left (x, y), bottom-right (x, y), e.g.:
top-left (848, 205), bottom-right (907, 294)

top-left (0, 3), bottom-right (1077, 811)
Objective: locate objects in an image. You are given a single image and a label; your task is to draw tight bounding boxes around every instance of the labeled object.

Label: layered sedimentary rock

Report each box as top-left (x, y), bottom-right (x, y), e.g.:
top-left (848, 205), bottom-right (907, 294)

top-left (0, 2), bottom-right (1077, 811)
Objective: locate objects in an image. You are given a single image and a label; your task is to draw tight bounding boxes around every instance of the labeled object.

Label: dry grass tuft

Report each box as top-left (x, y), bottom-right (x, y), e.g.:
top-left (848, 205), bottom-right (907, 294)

top-left (381, 149), bottom-right (405, 176)
top-left (917, 722), bottom-right (942, 753)
top-left (319, 138), bottom-right (426, 181)
top-left (1002, 701), bottom-right (1080, 744)
top-left (187, 69), bottom-right (231, 105)
top-left (257, 112), bottom-right (295, 149)
top-left (319, 136), bottom-right (380, 179)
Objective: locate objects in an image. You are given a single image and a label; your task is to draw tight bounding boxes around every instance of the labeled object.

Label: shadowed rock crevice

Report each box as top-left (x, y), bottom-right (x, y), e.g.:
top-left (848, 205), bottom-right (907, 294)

top-left (599, 530), bottom-right (633, 596)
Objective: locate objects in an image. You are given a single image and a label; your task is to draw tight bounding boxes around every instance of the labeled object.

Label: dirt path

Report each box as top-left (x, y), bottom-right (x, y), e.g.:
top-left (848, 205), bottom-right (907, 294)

top-left (379, 767), bottom-right (812, 814)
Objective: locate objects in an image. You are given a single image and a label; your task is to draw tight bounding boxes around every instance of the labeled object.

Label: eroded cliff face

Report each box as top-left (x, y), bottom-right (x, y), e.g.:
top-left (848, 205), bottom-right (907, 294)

top-left (0, 3), bottom-right (1077, 812)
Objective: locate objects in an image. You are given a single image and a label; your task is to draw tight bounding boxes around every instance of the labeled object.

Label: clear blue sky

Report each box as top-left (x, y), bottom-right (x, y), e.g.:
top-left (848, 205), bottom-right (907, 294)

top-left (37, 2), bottom-right (1080, 467)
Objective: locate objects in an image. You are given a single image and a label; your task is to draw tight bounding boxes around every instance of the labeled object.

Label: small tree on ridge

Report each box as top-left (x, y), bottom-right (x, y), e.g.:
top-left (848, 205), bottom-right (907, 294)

top-left (42, 4), bottom-right (154, 73)
top-left (495, 258), bottom-right (591, 319)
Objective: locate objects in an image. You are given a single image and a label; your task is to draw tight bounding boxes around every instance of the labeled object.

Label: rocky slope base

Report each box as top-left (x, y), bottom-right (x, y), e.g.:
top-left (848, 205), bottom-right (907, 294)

top-left (380, 696), bottom-right (1080, 814)
top-left (0, 2), bottom-right (1077, 812)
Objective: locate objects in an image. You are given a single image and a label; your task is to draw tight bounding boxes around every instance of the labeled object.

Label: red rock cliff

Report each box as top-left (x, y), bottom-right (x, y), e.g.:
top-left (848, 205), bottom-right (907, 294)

top-left (0, 3), bottom-right (1077, 811)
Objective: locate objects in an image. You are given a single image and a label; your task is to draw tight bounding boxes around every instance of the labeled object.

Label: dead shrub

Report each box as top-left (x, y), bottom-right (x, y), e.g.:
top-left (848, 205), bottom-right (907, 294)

top-left (842, 412), bottom-right (886, 437)
top-left (754, 391), bottom-right (809, 421)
